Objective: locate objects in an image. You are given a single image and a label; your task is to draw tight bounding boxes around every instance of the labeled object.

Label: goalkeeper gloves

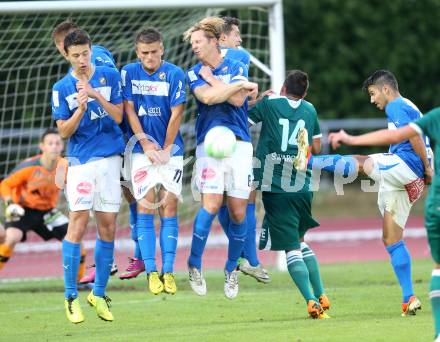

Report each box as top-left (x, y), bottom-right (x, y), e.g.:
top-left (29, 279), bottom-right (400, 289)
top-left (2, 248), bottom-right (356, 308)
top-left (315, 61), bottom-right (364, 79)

top-left (5, 201), bottom-right (25, 222)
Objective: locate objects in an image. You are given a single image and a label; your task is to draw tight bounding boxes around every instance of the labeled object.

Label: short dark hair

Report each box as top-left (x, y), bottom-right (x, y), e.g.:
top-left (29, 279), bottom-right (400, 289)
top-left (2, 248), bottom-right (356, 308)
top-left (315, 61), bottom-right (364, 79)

top-left (136, 28), bottom-right (162, 45)
top-left (41, 128), bottom-right (59, 142)
top-left (221, 16), bottom-right (240, 35)
top-left (63, 29), bottom-right (91, 54)
top-left (362, 70), bottom-right (399, 91)
top-left (51, 20), bottom-right (79, 42)
top-left (284, 70), bottom-right (309, 98)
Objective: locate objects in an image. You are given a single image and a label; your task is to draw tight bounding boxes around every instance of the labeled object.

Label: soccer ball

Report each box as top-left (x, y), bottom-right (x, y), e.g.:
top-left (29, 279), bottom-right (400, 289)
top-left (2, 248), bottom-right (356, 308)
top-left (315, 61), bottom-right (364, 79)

top-left (204, 126), bottom-right (237, 158)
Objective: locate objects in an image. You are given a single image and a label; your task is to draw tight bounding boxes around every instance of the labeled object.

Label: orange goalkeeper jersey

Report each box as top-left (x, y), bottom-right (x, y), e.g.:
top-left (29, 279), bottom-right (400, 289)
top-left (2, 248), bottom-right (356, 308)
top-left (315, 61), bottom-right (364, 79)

top-left (0, 155), bottom-right (60, 211)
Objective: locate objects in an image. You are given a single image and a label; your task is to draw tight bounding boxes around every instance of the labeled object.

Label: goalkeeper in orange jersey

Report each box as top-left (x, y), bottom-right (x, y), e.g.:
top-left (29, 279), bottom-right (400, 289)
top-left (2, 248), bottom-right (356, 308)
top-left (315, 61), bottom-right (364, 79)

top-left (0, 128), bottom-right (86, 281)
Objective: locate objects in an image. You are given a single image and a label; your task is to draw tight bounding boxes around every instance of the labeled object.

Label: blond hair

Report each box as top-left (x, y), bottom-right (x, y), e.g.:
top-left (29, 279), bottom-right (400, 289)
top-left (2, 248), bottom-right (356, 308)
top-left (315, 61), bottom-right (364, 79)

top-left (183, 16), bottom-right (224, 42)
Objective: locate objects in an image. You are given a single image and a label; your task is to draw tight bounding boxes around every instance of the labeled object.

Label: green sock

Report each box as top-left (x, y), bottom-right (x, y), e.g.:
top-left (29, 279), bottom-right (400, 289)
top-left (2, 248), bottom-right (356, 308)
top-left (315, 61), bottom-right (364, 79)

top-left (430, 270), bottom-right (440, 339)
top-left (286, 250), bottom-right (315, 302)
top-left (301, 242), bottom-right (325, 297)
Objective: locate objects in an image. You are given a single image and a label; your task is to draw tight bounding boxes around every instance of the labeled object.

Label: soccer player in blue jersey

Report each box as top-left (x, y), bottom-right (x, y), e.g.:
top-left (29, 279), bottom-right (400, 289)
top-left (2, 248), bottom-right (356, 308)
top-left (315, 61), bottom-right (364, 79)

top-left (121, 28), bottom-right (185, 295)
top-left (52, 29), bottom-right (125, 323)
top-left (199, 16), bottom-right (270, 283)
top-left (183, 18), bottom-right (258, 299)
top-left (52, 21), bottom-right (144, 282)
top-left (52, 20), bottom-right (116, 69)
top-left (322, 70), bottom-right (433, 316)
top-left (328, 106), bottom-right (440, 339)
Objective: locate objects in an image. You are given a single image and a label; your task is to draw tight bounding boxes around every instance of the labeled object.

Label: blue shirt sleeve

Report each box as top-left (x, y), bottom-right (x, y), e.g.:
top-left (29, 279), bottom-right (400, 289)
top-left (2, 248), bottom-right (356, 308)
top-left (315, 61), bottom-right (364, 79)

top-left (108, 69), bottom-right (122, 105)
top-left (92, 46), bottom-right (117, 69)
top-left (229, 61), bottom-right (248, 84)
top-left (121, 66), bottom-right (133, 102)
top-left (52, 83), bottom-right (71, 120)
top-left (169, 67), bottom-right (186, 108)
top-left (187, 67), bottom-right (207, 93)
top-left (386, 101), bottom-right (416, 128)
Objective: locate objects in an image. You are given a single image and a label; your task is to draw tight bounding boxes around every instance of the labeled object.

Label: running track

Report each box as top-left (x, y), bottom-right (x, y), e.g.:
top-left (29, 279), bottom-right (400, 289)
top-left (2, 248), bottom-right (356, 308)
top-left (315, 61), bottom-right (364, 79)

top-left (0, 217), bottom-right (430, 280)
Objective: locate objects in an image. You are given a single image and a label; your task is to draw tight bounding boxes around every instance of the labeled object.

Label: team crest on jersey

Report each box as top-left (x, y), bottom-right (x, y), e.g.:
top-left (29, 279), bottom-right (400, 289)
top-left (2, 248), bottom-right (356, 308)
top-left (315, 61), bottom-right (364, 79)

top-left (238, 67), bottom-right (243, 76)
top-left (159, 72), bottom-right (166, 80)
top-left (221, 66), bottom-right (228, 74)
top-left (99, 77), bottom-right (106, 85)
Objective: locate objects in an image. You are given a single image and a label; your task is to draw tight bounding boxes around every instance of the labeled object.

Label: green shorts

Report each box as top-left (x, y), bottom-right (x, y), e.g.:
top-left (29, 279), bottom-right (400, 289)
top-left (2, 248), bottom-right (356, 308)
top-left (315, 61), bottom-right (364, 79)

top-left (259, 191), bottom-right (319, 251)
top-left (425, 190), bottom-right (440, 264)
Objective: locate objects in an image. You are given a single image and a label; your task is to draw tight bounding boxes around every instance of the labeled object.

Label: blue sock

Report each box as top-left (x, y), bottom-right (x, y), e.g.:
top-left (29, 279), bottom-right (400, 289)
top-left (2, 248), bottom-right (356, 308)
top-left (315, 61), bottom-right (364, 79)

top-left (386, 240), bottom-right (414, 302)
top-left (62, 240), bottom-right (81, 299)
top-left (93, 239), bottom-right (114, 297)
top-left (218, 205), bottom-right (231, 238)
top-left (137, 213), bottom-right (156, 273)
top-left (129, 202), bottom-right (141, 259)
top-left (308, 154), bottom-right (357, 177)
top-left (188, 208), bottom-right (216, 270)
top-left (160, 217), bottom-right (178, 273)
top-left (225, 218), bottom-right (247, 272)
top-left (243, 203), bottom-right (259, 266)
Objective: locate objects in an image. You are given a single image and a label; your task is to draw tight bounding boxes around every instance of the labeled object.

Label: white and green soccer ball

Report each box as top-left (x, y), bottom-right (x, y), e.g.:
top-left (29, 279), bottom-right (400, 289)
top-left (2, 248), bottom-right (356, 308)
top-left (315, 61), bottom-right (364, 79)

top-left (204, 126), bottom-right (237, 158)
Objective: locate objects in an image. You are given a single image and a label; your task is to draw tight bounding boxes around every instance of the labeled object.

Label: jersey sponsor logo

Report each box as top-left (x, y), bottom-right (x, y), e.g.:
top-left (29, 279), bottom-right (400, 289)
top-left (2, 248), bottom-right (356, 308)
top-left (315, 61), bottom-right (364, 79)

top-left (76, 182), bottom-right (92, 194)
top-left (214, 74), bottom-right (231, 84)
top-left (90, 107), bottom-right (109, 120)
top-left (138, 106), bottom-right (161, 117)
top-left (201, 167), bottom-right (216, 180)
top-left (65, 86), bottom-right (111, 110)
top-left (134, 167), bottom-right (148, 184)
top-left (137, 184), bottom-right (148, 196)
top-left (74, 197), bottom-right (92, 206)
top-left (131, 80), bottom-right (170, 96)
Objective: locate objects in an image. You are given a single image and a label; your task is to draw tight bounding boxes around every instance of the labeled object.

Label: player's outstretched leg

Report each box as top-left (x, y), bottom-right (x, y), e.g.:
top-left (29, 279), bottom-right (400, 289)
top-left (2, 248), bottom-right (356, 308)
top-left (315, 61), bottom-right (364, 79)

top-left (301, 241), bottom-right (330, 310)
top-left (188, 207), bottom-right (215, 296)
top-left (382, 212), bottom-right (421, 315)
top-left (286, 250), bottom-right (329, 319)
top-left (160, 217), bottom-right (178, 294)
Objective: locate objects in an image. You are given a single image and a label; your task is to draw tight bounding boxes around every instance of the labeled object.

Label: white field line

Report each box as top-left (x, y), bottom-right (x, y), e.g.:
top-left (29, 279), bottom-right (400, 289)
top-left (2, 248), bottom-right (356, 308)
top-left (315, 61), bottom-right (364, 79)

top-left (14, 227), bottom-right (426, 254)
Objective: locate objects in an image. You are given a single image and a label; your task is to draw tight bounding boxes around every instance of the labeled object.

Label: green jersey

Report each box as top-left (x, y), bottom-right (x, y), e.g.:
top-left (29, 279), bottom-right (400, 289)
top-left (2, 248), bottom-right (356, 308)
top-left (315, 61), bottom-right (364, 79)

top-left (412, 107), bottom-right (440, 193)
top-left (248, 95), bottom-right (321, 193)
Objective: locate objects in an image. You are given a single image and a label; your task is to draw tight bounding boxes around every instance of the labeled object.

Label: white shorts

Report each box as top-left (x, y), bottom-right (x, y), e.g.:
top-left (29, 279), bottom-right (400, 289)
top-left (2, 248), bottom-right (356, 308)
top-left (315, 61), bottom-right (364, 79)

top-left (66, 156), bottom-right (122, 212)
top-left (368, 153), bottom-right (424, 228)
top-left (131, 153), bottom-right (183, 200)
top-left (194, 141), bottom-right (253, 199)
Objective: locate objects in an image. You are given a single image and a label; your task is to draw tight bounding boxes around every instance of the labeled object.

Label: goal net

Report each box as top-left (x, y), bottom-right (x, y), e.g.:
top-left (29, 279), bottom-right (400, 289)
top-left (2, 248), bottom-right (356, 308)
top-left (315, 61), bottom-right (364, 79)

top-left (0, 0), bottom-right (285, 279)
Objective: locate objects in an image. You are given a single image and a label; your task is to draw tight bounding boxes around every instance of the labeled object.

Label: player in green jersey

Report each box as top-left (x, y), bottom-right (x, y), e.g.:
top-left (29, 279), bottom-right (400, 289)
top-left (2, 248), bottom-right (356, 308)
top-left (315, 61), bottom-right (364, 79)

top-left (329, 107), bottom-right (440, 339)
top-left (249, 70), bottom-right (329, 319)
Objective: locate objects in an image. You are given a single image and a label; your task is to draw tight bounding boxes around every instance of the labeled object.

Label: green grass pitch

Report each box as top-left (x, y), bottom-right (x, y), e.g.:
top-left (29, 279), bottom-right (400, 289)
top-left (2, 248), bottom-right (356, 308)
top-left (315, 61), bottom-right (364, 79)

top-left (0, 259), bottom-right (435, 341)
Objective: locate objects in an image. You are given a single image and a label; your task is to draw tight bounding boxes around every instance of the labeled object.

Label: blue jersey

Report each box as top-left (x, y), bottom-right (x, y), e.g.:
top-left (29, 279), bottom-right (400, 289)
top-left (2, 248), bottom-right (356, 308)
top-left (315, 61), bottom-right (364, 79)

top-left (385, 97), bottom-right (430, 178)
top-left (52, 66), bottom-right (125, 164)
top-left (121, 61), bottom-right (186, 156)
top-left (187, 57), bottom-right (251, 145)
top-left (92, 45), bottom-right (117, 69)
top-left (221, 47), bottom-right (250, 70)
